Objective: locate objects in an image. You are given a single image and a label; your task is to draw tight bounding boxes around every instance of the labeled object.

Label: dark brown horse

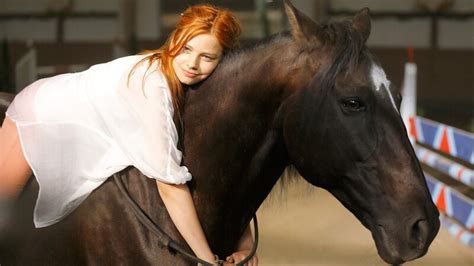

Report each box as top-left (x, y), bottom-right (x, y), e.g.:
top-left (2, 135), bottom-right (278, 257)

top-left (0, 1), bottom-right (439, 265)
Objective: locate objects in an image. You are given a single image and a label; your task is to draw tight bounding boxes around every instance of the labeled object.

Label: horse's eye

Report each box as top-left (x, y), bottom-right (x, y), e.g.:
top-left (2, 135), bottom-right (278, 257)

top-left (341, 98), bottom-right (366, 112)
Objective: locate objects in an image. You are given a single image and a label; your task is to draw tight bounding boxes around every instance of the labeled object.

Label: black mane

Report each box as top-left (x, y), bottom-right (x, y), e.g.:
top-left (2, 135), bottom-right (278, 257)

top-left (221, 31), bottom-right (292, 63)
top-left (208, 17), bottom-right (369, 94)
top-left (321, 19), bottom-right (369, 80)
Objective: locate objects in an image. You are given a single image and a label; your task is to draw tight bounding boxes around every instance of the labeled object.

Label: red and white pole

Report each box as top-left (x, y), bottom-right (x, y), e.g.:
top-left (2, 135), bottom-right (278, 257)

top-left (400, 45), bottom-right (418, 145)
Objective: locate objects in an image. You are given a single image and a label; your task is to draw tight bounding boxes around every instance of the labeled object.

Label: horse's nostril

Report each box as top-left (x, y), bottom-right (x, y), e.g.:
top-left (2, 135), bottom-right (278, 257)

top-left (409, 219), bottom-right (429, 249)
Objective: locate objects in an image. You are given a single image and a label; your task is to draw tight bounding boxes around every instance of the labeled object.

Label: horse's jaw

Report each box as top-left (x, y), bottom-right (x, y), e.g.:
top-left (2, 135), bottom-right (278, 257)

top-left (325, 156), bottom-right (440, 265)
top-left (328, 189), bottom-right (438, 265)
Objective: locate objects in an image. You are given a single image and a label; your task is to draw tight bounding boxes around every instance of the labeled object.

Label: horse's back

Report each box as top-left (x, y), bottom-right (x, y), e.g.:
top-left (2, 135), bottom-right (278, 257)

top-left (0, 179), bottom-right (86, 264)
top-left (0, 168), bottom-right (190, 265)
top-left (0, 92), bottom-right (14, 123)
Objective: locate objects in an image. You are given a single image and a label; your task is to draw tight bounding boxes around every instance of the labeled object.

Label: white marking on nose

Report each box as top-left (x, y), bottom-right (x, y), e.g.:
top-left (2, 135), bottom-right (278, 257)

top-left (371, 63), bottom-right (398, 112)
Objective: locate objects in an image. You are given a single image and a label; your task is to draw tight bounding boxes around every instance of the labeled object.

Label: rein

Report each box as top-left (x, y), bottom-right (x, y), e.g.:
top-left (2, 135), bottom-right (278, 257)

top-left (113, 173), bottom-right (259, 265)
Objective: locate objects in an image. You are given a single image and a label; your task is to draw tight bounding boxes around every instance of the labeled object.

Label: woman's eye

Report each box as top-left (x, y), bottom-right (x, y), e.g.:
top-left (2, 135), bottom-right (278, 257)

top-left (182, 46), bottom-right (191, 53)
top-left (202, 55), bottom-right (214, 62)
top-left (341, 98), bottom-right (366, 112)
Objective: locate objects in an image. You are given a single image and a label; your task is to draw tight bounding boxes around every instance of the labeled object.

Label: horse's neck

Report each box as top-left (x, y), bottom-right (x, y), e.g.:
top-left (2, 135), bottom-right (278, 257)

top-left (184, 38), bottom-right (295, 254)
top-left (187, 37), bottom-right (296, 195)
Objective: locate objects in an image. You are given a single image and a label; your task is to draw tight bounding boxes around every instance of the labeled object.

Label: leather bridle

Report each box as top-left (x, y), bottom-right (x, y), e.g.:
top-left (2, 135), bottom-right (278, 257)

top-left (113, 173), bottom-right (259, 265)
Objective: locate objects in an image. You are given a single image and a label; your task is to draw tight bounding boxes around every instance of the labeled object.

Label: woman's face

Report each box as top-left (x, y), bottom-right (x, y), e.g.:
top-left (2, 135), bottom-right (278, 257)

top-left (172, 33), bottom-right (223, 85)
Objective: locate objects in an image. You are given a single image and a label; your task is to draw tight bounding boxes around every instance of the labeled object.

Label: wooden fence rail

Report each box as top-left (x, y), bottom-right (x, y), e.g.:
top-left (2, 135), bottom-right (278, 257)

top-left (410, 116), bottom-right (473, 247)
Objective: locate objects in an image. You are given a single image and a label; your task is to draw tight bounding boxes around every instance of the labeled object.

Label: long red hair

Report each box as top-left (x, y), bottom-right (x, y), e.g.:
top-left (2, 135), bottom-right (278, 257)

top-left (130, 4), bottom-right (241, 121)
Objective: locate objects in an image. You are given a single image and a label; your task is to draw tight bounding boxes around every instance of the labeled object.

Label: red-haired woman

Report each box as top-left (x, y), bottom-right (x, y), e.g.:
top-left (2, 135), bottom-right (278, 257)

top-left (0, 4), bottom-right (257, 265)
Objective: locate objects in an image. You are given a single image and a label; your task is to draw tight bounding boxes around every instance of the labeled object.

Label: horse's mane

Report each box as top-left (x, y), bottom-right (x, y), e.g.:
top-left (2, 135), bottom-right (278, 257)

top-left (215, 17), bottom-right (369, 89)
top-left (202, 32), bottom-right (293, 83)
top-left (320, 19), bottom-right (369, 83)
top-left (298, 18), bottom-right (371, 120)
top-left (222, 31), bottom-right (292, 64)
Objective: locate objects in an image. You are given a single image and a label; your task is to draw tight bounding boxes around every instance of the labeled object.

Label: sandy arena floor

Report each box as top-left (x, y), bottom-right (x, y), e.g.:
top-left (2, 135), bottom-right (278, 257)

top-left (256, 181), bottom-right (473, 265)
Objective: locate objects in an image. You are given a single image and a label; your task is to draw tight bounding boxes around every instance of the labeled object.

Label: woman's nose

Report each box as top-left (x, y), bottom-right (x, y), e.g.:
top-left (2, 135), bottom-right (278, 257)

top-left (186, 55), bottom-right (199, 70)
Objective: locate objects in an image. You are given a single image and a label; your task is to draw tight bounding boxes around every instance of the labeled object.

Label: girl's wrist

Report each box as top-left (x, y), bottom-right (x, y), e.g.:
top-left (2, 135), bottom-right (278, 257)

top-left (199, 253), bottom-right (216, 265)
top-left (197, 254), bottom-right (221, 266)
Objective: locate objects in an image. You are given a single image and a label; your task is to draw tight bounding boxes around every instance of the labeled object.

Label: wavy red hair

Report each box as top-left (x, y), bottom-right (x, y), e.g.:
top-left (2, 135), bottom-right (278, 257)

top-left (131, 4), bottom-right (241, 122)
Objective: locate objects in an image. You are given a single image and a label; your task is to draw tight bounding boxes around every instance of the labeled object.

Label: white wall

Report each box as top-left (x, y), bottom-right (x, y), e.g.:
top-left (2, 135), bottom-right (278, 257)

top-left (438, 18), bottom-right (474, 48)
top-left (64, 19), bottom-right (118, 42)
top-left (0, 0), bottom-right (159, 41)
top-left (0, 0), bottom-right (472, 49)
top-left (329, 0), bottom-right (473, 49)
top-left (1, 19), bottom-right (56, 41)
top-left (0, 0), bottom-right (119, 12)
top-left (136, 0), bottom-right (160, 39)
top-left (368, 19), bottom-right (432, 47)
top-left (331, 0), bottom-right (474, 12)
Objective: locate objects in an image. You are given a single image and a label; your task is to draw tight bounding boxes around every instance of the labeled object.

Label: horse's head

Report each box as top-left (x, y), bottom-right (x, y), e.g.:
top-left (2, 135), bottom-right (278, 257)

top-left (281, 1), bottom-right (439, 264)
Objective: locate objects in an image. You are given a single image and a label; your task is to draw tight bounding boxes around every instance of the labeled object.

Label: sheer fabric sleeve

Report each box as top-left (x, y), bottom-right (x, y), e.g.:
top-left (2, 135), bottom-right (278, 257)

top-left (103, 64), bottom-right (191, 184)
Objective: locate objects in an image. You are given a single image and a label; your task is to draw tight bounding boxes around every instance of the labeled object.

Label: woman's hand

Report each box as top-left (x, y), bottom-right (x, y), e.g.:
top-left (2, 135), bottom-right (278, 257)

top-left (224, 223), bottom-right (258, 265)
top-left (155, 181), bottom-right (215, 263)
top-left (226, 249), bottom-right (258, 266)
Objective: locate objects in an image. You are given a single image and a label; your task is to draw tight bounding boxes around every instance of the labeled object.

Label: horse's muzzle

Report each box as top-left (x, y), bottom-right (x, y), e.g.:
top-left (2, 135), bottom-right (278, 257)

top-left (372, 210), bottom-right (440, 265)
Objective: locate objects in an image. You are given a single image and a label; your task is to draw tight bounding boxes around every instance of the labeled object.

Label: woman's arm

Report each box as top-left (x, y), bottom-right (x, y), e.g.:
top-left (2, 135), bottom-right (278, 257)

top-left (237, 224), bottom-right (254, 251)
top-left (226, 224), bottom-right (258, 266)
top-left (156, 180), bottom-right (215, 263)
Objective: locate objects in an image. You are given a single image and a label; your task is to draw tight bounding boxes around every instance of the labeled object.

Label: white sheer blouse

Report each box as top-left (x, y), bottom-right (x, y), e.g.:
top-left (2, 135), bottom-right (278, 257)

top-left (6, 55), bottom-right (191, 228)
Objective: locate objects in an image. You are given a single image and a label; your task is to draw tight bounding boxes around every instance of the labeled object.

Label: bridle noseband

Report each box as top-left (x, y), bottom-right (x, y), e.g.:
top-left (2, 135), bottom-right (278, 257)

top-left (113, 173), bottom-right (259, 265)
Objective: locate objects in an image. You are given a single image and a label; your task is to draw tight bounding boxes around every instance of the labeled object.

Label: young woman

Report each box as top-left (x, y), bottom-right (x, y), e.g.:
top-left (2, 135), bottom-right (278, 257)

top-left (0, 4), bottom-right (257, 265)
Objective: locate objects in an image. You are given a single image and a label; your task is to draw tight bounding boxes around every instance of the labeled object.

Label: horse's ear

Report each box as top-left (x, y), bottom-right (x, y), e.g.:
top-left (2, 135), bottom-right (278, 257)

top-left (352, 7), bottom-right (371, 44)
top-left (284, 0), bottom-right (319, 41)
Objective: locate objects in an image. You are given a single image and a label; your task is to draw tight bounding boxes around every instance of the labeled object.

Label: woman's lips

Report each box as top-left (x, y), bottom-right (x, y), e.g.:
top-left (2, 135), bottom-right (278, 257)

top-left (183, 69), bottom-right (198, 78)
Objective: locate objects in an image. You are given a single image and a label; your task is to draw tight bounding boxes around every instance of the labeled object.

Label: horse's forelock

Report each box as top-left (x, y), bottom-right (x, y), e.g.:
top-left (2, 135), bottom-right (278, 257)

top-left (289, 18), bottom-right (371, 134)
top-left (327, 21), bottom-right (368, 74)
top-left (303, 19), bottom-right (370, 97)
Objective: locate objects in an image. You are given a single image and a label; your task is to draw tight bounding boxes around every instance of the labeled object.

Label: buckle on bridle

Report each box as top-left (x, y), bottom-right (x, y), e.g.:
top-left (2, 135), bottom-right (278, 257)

top-left (214, 255), bottom-right (225, 265)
